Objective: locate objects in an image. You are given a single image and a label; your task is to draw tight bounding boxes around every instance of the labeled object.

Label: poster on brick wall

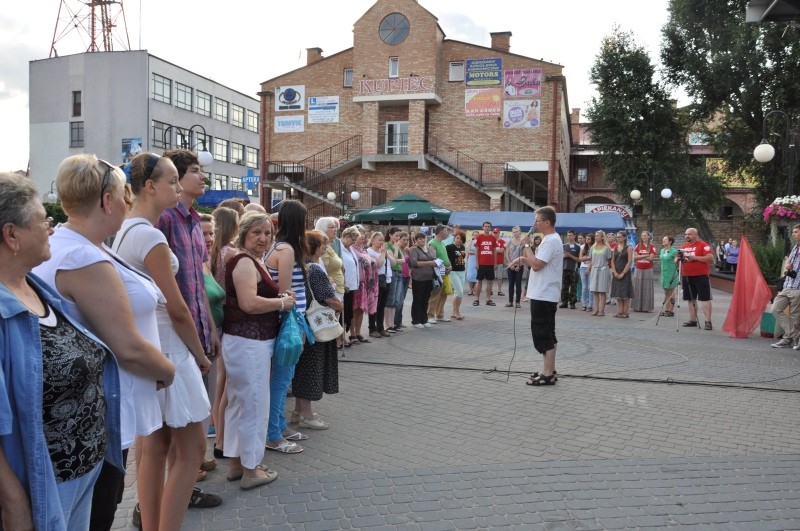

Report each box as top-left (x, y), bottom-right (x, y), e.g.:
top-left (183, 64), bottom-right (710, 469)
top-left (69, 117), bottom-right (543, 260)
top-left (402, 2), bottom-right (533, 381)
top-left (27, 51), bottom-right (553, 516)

top-left (465, 58), bottom-right (502, 86)
top-left (503, 69), bottom-right (542, 98)
top-left (465, 88), bottom-right (502, 117)
top-left (275, 85), bottom-right (305, 111)
top-left (275, 115), bottom-right (305, 133)
top-left (308, 96), bottom-right (339, 124)
top-left (502, 100), bottom-right (540, 129)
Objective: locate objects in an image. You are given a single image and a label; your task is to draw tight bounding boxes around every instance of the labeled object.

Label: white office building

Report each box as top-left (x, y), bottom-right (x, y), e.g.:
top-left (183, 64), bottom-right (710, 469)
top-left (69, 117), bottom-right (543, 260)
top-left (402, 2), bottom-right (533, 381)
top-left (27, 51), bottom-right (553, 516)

top-left (29, 50), bottom-right (261, 203)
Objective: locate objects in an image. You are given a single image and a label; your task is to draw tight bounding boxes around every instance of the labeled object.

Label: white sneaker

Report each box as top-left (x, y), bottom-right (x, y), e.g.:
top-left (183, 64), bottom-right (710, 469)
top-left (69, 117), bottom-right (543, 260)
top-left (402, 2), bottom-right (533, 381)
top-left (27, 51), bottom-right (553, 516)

top-left (414, 324), bottom-right (425, 329)
top-left (440, 317), bottom-right (451, 322)
top-left (423, 323), bottom-right (432, 328)
top-left (772, 338), bottom-right (793, 348)
top-left (427, 318), bottom-right (437, 324)
top-left (793, 343), bottom-right (800, 351)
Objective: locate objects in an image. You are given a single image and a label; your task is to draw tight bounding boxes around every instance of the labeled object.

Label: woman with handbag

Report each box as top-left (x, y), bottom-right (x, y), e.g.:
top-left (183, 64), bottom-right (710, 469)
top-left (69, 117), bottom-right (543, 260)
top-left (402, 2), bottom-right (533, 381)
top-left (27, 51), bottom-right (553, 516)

top-left (409, 232), bottom-right (438, 328)
top-left (222, 212), bottom-right (294, 487)
top-left (289, 231), bottom-right (343, 431)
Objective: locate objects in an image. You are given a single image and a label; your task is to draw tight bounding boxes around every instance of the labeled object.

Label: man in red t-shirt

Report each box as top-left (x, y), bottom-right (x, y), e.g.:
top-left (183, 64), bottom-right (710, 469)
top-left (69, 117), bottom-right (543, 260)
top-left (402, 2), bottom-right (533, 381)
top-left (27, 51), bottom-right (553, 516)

top-left (473, 221), bottom-right (498, 306)
top-left (678, 227), bottom-right (714, 330)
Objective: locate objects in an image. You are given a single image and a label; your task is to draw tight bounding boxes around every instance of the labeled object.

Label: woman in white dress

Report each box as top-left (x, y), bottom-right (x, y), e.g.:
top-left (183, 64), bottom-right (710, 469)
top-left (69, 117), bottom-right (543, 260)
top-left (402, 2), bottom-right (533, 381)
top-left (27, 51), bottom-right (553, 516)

top-left (32, 154), bottom-right (176, 529)
top-left (112, 153), bottom-right (211, 530)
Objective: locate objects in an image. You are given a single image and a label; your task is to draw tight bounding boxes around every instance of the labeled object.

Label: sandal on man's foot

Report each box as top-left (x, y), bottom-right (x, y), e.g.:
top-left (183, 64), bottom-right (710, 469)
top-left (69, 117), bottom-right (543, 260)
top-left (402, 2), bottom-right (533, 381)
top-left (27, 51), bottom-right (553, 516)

top-left (348, 335), bottom-right (360, 344)
top-left (486, 300), bottom-right (496, 306)
top-left (530, 371), bottom-right (558, 382)
top-left (525, 373), bottom-right (557, 386)
top-left (704, 321), bottom-right (713, 330)
top-left (356, 335), bottom-right (370, 343)
top-left (473, 300), bottom-right (480, 306)
top-left (682, 320), bottom-right (698, 327)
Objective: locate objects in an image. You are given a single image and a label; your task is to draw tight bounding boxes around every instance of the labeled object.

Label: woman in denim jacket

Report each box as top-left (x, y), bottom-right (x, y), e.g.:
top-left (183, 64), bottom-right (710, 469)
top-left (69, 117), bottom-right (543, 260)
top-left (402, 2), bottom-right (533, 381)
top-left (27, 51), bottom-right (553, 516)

top-left (0, 173), bottom-right (122, 531)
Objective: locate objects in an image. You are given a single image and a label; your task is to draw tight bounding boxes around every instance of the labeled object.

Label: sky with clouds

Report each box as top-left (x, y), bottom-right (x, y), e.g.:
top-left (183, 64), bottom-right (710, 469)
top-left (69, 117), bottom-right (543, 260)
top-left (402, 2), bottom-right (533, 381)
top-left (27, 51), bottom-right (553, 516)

top-left (0, 0), bottom-right (676, 173)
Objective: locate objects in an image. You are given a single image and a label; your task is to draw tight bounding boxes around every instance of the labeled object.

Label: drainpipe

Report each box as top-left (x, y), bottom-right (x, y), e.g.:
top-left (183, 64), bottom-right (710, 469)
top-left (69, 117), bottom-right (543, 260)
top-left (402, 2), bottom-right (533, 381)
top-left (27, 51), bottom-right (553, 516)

top-left (259, 90), bottom-right (272, 210)
top-left (547, 76), bottom-right (566, 209)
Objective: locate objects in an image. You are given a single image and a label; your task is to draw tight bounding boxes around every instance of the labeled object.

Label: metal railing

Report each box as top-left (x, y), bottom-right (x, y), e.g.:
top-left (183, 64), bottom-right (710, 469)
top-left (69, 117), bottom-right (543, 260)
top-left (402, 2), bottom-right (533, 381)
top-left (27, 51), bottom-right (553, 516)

top-left (265, 136), bottom-right (362, 192)
top-left (426, 135), bottom-right (547, 204)
top-left (297, 135), bottom-right (362, 174)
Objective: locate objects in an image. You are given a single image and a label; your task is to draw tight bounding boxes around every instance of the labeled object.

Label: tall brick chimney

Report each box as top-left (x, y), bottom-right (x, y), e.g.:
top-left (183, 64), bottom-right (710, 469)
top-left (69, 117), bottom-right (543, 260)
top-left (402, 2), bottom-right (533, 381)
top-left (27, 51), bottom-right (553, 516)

top-left (306, 47), bottom-right (323, 65)
top-left (571, 108), bottom-right (581, 124)
top-left (490, 32), bottom-right (512, 53)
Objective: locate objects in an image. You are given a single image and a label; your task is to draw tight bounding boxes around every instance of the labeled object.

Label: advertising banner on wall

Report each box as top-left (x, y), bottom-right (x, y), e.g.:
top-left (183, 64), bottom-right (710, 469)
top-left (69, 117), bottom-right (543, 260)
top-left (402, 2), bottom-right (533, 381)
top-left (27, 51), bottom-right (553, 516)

top-left (502, 100), bottom-right (540, 128)
top-left (465, 58), bottom-right (502, 86)
top-left (464, 88), bottom-right (502, 117)
top-left (307, 96), bottom-right (340, 124)
top-left (122, 138), bottom-right (142, 163)
top-left (503, 69), bottom-right (542, 98)
top-left (275, 115), bottom-right (305, 133)
top-left (275, 85), bottom-right (305, 111)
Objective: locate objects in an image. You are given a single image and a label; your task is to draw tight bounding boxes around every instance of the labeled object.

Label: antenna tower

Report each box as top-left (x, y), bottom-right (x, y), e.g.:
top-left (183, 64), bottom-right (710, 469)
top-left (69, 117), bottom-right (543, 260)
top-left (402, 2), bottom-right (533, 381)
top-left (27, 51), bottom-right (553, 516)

top-left (50, 0), bottom-right (131, 58)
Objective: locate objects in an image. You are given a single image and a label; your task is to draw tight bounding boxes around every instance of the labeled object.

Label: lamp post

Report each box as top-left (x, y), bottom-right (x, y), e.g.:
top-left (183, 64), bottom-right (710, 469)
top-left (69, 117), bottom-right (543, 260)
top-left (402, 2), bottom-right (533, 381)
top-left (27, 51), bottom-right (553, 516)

top-left (753, 109), bottom-right (798, 197)
top-left (629, 171), bottom-right (672, 235)
top-left (161, 124), bottom-right (214, 167)
top-left (326, 181), bottom-right (360, 214)
top-left (45, 180), bottom-right (57, 203)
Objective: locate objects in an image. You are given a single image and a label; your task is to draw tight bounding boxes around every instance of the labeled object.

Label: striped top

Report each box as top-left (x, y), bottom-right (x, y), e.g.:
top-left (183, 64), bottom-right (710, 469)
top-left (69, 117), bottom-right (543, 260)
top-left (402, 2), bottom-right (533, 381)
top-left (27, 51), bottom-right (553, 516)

top-left (266, 241), bottom-right (307, 315)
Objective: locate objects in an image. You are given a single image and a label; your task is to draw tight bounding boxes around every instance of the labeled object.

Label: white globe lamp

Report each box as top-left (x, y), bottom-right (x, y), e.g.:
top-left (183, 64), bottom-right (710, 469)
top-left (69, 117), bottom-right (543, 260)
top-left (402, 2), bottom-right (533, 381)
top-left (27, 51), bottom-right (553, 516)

top-left (660, 188), bottom-right (673, 199)
top-left (629, 189), bottom-right (642, 201)
top-left (753, 141), bottom-right (776, 163)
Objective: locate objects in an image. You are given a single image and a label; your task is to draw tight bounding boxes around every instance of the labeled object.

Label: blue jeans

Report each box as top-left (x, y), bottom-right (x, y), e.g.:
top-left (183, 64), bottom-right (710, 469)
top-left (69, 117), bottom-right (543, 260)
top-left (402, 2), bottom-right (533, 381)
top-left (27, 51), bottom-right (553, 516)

top-left (57, 460), bottom-right (103, 531)
top-left (394, 277), bottom-right (411, 327)
top-left (268, 360), bottom-right (296, 442)
top-left (507, 268), bottom-right (523, 303)
top-left (581, 268), bottom-right (594, 308)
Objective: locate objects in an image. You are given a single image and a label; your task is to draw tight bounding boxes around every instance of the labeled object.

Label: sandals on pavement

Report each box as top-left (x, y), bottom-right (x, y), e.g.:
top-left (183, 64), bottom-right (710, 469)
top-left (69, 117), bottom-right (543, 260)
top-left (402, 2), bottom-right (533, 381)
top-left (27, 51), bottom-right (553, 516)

top-left (299, 414), bottom-right (330, 430)
top-left (473, 300), bottom-right (480, 306)
top-left (356, 335), bottom-right (371, 343)
top-left (188, 487), bottom-right (222, 508)
top-left (283, 429), bottom-right (308, 441)
top-left (683, 320), bottom-right (698, 327)
top-left (525, 373), bottom-right (557, 386)
top-left (486, 300), bottom-right (496, 306)
top-left (265, 440), bottom-right (304, 453)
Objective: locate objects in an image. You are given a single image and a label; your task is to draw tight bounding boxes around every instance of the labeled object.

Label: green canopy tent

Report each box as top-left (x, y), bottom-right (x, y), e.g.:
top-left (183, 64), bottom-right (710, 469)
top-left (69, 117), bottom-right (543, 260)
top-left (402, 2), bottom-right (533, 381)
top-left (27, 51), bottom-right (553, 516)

top-left (350, 194), bottom-right (452, 224)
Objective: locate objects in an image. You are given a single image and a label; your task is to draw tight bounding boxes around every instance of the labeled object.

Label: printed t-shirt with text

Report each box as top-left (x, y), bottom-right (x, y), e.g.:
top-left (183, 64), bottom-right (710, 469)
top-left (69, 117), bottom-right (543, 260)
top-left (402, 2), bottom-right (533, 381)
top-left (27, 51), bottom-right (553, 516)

top-left (475, 234), bottom-right (498, 266)
top-left (679, 240), bottom-right (712, 276)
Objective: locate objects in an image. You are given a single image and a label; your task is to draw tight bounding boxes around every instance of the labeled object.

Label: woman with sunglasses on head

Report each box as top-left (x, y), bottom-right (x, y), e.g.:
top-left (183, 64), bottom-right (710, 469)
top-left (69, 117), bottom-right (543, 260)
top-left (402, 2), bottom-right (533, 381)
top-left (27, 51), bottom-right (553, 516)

top-left (0, 173), bottom-right (123, 531)
top-left (32, 155), bottom-right (175, 531)
top-left (111, 152), bottom-right (212, 530)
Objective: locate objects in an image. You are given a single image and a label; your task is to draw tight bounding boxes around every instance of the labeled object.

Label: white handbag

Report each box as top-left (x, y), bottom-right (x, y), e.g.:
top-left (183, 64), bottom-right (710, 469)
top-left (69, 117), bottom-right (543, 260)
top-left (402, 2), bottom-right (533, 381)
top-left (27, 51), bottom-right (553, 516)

top-left (305, 267), bottom-right (344, 342)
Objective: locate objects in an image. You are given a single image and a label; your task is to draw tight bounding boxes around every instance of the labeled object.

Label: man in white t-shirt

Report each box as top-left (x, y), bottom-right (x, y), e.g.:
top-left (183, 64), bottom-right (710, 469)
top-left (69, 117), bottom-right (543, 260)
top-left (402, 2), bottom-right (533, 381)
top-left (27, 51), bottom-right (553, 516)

top-left (509, 206), bottom-right (563, 386)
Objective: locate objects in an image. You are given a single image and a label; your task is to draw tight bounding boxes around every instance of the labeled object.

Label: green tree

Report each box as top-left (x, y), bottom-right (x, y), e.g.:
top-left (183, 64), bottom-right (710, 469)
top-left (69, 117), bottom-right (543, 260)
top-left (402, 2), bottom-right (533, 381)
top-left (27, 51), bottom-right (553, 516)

top-left (586, 26), bottom-right (725, 239)
top-left (660, 0), bottom-right (800, 205)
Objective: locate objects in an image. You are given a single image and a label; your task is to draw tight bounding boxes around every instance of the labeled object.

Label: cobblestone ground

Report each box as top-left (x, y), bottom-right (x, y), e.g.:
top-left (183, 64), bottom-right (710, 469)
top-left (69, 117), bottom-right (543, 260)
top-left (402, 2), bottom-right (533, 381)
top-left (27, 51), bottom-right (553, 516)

top-left (112, 284), bottom-right (800, 530)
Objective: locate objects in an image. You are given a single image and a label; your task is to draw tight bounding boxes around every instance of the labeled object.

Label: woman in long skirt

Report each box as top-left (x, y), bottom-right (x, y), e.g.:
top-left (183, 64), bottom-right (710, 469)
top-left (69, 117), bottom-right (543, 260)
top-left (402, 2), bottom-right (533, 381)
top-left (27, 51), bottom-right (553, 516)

top-left (631, 231), bottom-right (656, 312)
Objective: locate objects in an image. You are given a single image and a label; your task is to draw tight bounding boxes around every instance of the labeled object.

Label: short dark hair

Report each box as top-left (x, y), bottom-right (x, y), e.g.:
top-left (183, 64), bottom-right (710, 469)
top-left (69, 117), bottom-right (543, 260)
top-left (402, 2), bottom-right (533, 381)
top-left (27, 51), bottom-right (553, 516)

top-left (305, 230), bottom-right (325, 256)
top-left (414, 231), bottom-right (426, 241)
top-left (162, 149), bottom-right (199, 178)
top-left (536, 206), bottom-right (556, 225)
top-left (567, 229), bottom-right (575, 236)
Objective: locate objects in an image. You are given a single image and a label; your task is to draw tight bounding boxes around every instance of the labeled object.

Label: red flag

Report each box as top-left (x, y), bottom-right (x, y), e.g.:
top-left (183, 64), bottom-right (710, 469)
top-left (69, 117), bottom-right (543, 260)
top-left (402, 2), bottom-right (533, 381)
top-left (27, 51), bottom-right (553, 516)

top-left (722, 235), bottom-right (772, 338)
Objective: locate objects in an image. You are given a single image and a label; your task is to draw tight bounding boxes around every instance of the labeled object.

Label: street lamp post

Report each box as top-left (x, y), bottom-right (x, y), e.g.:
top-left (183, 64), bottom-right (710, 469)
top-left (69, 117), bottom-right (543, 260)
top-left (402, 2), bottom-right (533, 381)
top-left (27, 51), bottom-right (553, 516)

top-left (46, 180), bottom-right (57, 203)
top-left (326, 181), bottom-right (360, 214)
top-left (753, 109), bottom-right (798, 197)
top-left (161, 124), bottom-right (214, 167)
top-left (629, 171), bottom-right (672, 235)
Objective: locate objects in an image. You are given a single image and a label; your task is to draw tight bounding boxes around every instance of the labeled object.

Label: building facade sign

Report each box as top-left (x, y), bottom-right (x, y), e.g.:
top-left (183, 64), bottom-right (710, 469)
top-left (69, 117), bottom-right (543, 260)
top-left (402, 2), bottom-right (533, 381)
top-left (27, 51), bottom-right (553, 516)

top-left (275, 85), bottom-right (305, 111)
top-left (274, 115), bottom-right (304, 133)
top-left (357, 76), bottom-right (435, 95)
top-left (585, 203), bottom-right (632, 219)
top-left (503, 69), bottom-right (542, 98)
top-left (465, 88), bottom-right (502, 117)
top-left (503, 100), bottom-right (540, 129)
top-left (465, 58), bottom-right (502, 86)
top-left (308, 96), bottom-right (339, 123)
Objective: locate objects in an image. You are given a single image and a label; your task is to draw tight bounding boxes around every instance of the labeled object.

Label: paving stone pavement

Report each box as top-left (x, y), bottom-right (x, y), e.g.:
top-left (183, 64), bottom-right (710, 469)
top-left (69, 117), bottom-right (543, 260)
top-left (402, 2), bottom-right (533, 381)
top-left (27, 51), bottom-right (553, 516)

top-left (112, 283), bottom-right (800, 529)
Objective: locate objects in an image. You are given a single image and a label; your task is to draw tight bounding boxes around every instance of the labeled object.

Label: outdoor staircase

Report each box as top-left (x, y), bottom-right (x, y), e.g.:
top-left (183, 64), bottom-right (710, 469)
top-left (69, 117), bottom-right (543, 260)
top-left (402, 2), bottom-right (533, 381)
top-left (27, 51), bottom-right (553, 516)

top-left (425, 135), bottom-right (543, 210)
top-left (265, 136), bottom-right (365, 210)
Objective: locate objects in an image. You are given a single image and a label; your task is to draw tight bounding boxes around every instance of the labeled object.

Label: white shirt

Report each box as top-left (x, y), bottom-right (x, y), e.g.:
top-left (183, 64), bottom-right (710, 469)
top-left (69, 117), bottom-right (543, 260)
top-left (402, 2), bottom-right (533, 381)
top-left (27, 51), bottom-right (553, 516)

top-left (341, 244), bottom-right (360, 291)
top-left (526, 232), bottom-right (564, 302)
top-left (367, 247), bottom-right (392, 283)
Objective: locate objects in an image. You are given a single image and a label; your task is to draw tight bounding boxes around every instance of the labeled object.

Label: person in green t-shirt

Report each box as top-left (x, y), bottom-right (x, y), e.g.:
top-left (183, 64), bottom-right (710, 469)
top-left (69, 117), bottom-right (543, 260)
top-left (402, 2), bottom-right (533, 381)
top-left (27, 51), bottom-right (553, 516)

top-left (427, 224), bottom-right (452, 323)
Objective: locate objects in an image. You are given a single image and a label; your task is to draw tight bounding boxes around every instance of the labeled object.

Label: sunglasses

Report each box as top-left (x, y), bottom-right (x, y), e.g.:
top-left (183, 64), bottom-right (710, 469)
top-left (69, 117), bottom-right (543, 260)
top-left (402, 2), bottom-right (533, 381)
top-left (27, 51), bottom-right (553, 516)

top-left (98, 159), bottom-right (116, 208)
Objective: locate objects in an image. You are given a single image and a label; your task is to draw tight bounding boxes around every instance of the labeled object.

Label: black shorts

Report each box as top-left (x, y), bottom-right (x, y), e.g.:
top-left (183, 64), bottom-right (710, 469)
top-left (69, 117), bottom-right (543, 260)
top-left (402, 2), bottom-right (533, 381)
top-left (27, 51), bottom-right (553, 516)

top-left (682, 275), bottom-right (712, 302)
top-left (477, 265), bottom-right (495, 281)
top-left (530, 299), bottom-right (558, 354)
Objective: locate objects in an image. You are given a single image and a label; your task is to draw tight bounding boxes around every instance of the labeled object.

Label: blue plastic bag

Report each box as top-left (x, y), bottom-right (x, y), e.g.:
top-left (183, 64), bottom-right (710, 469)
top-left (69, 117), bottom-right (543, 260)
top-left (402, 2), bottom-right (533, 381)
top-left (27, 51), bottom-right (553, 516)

top-left (274, 308), bottom-right (314, 366)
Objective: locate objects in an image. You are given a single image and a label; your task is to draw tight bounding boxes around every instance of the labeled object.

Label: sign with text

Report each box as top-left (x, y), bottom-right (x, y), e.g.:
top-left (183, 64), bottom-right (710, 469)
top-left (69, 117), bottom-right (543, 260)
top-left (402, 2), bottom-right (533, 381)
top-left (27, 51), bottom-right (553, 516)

top-left (274, 115), bottom-right (304, 133)
top-left (275, 85), bottom-right (305, 111)
top-left (308, 96), bottom-right (340, 123)
top-left (465, 58), bottom-right (502, 86)
top-left (503, 69), bottom-right (542, 98)
top-left (585, 203), bottom-right (632, 219)
top-left (465, 88), bottom-right (502, 117)
top-left (502, 100), bottom-right (540, 128)
top-left (358, 76), bottom-right (435, 95)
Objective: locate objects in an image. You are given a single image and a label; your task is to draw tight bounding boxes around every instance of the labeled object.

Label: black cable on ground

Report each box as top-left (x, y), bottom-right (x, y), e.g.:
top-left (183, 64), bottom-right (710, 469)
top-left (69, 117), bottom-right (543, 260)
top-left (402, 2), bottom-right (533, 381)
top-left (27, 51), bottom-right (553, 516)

top-left (338, 358), bottom-right (800, 394)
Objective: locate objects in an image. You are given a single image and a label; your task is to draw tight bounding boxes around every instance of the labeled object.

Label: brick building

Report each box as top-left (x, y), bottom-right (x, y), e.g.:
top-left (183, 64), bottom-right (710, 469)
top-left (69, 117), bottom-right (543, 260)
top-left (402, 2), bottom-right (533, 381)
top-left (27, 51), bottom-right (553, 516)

top-left (259, 0), bottom-right (571, 220)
